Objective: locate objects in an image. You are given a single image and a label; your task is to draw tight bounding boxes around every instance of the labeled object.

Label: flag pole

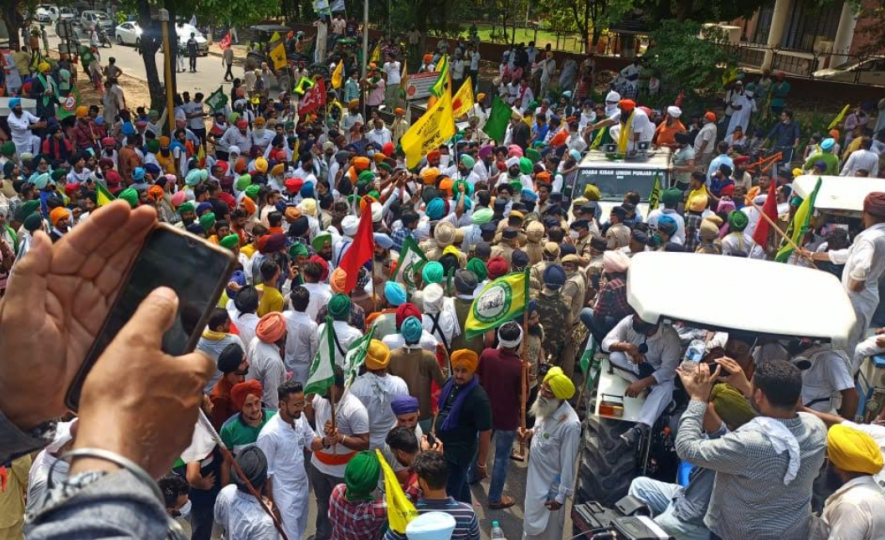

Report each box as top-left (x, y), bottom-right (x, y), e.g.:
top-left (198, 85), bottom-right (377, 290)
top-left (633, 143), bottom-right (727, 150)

top-left (197, 410), bottom-right (290, 540)
top-left (515, 268), bottom-right (529, 461)
top-left (745, 198), bottom-right (817, 268)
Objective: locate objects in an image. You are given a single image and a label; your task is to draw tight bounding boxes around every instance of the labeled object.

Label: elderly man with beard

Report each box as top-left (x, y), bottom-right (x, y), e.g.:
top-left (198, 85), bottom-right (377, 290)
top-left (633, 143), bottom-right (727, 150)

top-left (518, 367), bottom-right (581, 540)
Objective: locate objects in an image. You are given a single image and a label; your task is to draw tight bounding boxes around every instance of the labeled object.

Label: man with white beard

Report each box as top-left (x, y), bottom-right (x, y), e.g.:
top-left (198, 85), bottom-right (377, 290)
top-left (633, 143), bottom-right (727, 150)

top-left (518, 367), bottom-right (581, 540)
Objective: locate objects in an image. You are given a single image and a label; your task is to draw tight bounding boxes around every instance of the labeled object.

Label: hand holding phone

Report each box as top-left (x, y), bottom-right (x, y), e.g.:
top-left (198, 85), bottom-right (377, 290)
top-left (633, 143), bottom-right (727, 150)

top-left (0, 201), bottom-right (156, 430)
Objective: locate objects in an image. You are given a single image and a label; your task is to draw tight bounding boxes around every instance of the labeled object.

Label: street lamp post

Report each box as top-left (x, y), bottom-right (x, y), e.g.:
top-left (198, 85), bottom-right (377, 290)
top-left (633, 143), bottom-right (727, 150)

top-left (159, 9), bottom-right (175, 137)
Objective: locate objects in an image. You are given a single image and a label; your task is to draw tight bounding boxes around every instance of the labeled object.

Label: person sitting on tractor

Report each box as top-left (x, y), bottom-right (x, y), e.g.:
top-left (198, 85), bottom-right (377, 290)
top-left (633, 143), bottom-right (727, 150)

top-left (601, 313), bottom-right (681, 446)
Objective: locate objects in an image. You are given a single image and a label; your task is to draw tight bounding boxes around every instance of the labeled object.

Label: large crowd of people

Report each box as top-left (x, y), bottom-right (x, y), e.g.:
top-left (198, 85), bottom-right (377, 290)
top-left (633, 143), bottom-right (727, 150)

top-left (2, 9), bottom-right (885, 540)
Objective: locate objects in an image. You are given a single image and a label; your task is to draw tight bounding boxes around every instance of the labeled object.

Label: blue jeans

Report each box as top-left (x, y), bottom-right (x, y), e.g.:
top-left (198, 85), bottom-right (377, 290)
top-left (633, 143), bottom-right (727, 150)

top-left (628, 477), bottom-right (709, 540)
top-left (487, 430), bottom-right (517, 502)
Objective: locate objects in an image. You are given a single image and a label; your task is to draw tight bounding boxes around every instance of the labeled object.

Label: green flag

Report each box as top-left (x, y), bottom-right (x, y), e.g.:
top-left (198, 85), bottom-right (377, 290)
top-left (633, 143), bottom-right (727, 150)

top-left (776, 177), bottom-right (822, 263)
top-left (429, 54), bottom-right (449, 98)
top-left (648, 174), bottom-right (662, 211)
top-left (464, 270), bottom-right (528, 340)
top-left (294, 77), bottom-right (315, 96)
top-left (391, 236), bottom-right (427, 292)
top-left (205, 86), bottom-right (228, 112)
top-left (56, 86), bottom-right (81, 121)
top-left (484, 96), bottom-right (513, 143)
top-left (343, 326), bottom-right (376, 387)
top-left (305, 317), bottom-right (337, 396)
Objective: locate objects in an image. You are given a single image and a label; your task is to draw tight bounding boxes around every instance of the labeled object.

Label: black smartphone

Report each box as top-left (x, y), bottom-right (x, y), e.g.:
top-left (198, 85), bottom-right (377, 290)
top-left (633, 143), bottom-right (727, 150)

top-left (64, 224), bottom-right (236, 411)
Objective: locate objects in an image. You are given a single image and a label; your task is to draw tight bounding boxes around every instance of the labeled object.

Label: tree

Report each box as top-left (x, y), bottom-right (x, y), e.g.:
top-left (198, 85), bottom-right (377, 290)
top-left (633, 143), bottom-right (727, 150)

top-left (541, 0), bottom-right (634, 50)
top-left (645, 20), bottom-right (734, 105)
top-left (634, 0), bottom-right (768, 24)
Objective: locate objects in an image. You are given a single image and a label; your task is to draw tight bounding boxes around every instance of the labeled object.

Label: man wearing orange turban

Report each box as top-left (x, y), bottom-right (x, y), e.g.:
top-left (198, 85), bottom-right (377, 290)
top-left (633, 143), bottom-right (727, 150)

top-left (249, 313), bottom-right (287, 408)
top-left (330, 267), bottom-right (348, 293)
top-left (437, 348), bottom-right (492, 504)
top-left (49, 207), bottom-right (70, 242)
top-left (350, 340), bottom-right (410, 448)
top-left (222, 379), bottom-right (275, 450)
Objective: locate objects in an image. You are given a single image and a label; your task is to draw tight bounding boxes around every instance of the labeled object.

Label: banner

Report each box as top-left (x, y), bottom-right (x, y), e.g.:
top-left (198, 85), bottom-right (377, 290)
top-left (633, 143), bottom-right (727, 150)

top-left (404, 71), bottom-right (440, 101)
top-left (299, 77), bottom-right (326, 116)
top-left (401, 87), bottom-right (456, 169)
top-left (464, 271), bottom-right (528, 339)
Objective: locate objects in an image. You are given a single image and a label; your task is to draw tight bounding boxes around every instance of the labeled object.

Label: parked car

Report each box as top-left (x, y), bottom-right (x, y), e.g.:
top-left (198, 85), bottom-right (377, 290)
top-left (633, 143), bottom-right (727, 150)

top-left (114, 21), bottom-right (142, 46)
top-left (80, 10), bottom-right (114, 34)
top-left (116, 21), bottom-right (208, 55)
top-left (813, 57), bottom-right (885, 86)
top-left (34, 5), bottom-right (59, 24)
top-left (58, 7), bottom-right (77, 20)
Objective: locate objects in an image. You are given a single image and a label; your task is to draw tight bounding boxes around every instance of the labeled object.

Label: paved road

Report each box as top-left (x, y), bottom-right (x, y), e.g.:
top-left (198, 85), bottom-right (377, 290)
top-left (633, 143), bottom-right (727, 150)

top-left (46, 32), bottom-right (239, 97)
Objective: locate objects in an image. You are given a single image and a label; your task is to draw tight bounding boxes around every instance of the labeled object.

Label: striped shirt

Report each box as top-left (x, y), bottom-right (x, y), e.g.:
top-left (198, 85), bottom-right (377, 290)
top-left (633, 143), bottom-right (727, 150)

top-left (383, 497), bottom-right (480, 540)
top-left (675, 400), bottom-right (827, 539)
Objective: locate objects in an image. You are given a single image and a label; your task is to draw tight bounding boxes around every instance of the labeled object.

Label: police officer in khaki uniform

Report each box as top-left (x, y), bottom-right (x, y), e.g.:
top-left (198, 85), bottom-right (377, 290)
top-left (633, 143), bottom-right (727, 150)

top-left (570, 219), bottom-right (594, 263)
top-left (606, 206), bottom-right (632, 250)
top-left (491, 227), bottom-right (519, 264)
top-left (530, 242), bottom-right (560, 292)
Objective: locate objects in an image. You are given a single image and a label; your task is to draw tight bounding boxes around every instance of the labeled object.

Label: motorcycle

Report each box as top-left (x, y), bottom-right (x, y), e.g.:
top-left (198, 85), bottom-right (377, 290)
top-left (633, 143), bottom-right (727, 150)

top-left (97, 27), bottom-right (111, 48)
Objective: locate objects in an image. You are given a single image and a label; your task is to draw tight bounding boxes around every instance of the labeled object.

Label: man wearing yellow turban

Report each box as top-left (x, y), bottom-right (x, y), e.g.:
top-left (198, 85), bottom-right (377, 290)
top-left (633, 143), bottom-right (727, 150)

top-left (519, 365), bottom-right (581, 540)
top-left (349, 340), bottom-right (410, 449)
top-left (436, 348), bottom-right (492, 505)
top-left (814, 424), bottom-right (885, 538)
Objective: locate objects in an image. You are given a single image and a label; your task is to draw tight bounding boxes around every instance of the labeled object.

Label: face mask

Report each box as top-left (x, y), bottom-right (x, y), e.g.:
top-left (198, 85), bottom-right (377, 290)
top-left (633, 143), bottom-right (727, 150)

top-left (569, 230), bottom-right (579, 239)
top-left (176, 499), bottom-right (192, 518)
top-left (367, 149), bottom-right (375, 157)
top-left (605, 103), bottom-right (618, 116)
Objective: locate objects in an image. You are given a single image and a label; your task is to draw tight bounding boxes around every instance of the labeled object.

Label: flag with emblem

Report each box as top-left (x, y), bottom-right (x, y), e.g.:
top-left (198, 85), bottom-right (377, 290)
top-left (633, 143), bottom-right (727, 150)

top-left (205, 86), bottom-right (228, 112)
top-left (305, 317), bottom-right (336, 396)
top-left (401, 86), bottom-right (456, 168)
top-left (343, 326), bottom-right (376, 387)
top-left (56, 86), bottom-right (81, 121)
top-left (465, 270), bottom-right (528, 339)
top-left (269, 42), bottom-right (287, 70)
top-left (391, 236), bottom-right (427, 292)
top-left (648, 173), bottom-right (662, 211)
top-left (331, 60), bottom-right (344, 89)
top-left (299, 77), bottom-right (326, 115)
top-left (95, 182), bottom-right (115, 207)
top-left (452, 77), bottom-right (474, 118)
top-left (218, 32), bottom-right (231, 51)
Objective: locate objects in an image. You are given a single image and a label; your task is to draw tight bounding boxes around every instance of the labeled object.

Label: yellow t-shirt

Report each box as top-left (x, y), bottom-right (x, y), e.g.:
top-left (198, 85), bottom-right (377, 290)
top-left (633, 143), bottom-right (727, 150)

top-left (256, 284), bottom-right (284, 316)
top-left (241, 244), bottom-right (257, 259)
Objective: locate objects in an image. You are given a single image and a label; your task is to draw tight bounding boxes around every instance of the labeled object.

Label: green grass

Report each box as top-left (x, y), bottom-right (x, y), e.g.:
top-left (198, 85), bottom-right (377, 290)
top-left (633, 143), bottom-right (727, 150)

top-left (469, 25), bottom-right (587, 54)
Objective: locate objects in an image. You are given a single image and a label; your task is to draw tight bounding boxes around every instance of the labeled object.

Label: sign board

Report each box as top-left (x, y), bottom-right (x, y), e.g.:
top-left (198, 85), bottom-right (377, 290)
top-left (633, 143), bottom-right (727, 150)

top-left (404, 71), bottom-right (440, 101)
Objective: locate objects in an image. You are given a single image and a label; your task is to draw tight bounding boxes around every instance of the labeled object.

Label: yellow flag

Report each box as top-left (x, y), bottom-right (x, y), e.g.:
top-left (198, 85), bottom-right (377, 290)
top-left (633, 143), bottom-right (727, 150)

top-left (331, 61), bottom-right (344, 89)
top-left (464, 271), bottom-right (528, 339)
top-left (370, 42), bottom-right (382, 64)
top-left (828, 104), bottom-right (851, 131)
top-left (270, 42), bottom-right (287, 70)
top-left (95, 183), bottom-right (115, 207)
top-left (271, 31), bottom-right (281, 43)
top-left (375, 449), bottom-right (417, 533)
top-left (401, 86), bottom-right (456, 169)
top-left (452, 77), bottom-right (474, 119)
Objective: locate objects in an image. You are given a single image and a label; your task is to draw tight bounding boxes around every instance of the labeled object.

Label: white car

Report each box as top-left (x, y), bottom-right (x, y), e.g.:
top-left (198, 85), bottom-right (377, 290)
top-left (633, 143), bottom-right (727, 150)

top-left (35, 5), bottom-right (59, 24)
top-left (115, 21), bottom-right (208, 55)
top-left (813, 57), bottom-right (885, 86)
top-left (115, 21), bottom-right (142, 46)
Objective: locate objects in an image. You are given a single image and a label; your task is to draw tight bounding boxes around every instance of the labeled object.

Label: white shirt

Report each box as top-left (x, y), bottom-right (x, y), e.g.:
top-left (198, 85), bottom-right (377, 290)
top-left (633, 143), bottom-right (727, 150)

top-left (246, 338), bottom-right (287, 409)
top-left (841, 149), bottom-right (880, 177)
top-left (469, 50), bottom-right (480, 71)
top-left (317, 320), bottom-right (362, 367)
top-left (382, 330), bottom-right (439, 353)
top-left (256, 413), bottom-right (315, 540)
top-left (813, 476), bottom-right (885, 540)
top-left (384, 61), bottom-right (401, 86)
top-left (601, 316), bottom-right (681, 384)
top-left (232, 311), bottom-right (260, 357)
top-left (646, 208), bottom-right (686, 243)
top-left (694, 122), bottom-right (718, 155)
top-left (350, 372), bottom-right (410, 449)
top-left (282, 310), bottom-right (319, 379)
top-left (302, 282), bottom-right (332, 321)
top-left (310, 393), bottom-right (370, 477)
top-left (367, 127), bottom-right (392, 148)
top-left (185, 101), bottom-right (205, 131)
top-left (214, 485), bottom-right (281, 540)
top-left (795, 345), bottom-right (855, 413)
top-left (8, 111), bottom-right (40, 147)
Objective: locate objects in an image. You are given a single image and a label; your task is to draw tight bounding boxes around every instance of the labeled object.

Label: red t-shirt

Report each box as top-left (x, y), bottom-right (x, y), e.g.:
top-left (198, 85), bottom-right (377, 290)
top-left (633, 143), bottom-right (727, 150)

top-left (476, 348), bottom-right (523, 431)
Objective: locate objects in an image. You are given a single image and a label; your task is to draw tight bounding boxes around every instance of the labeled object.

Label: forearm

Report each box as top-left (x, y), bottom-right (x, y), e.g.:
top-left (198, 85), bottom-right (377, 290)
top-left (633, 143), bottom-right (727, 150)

top-left (25, 470), bottom-right (168, 540)
top-left (341, 433), bottom-right (370, 451)
top-left (477, 430), bottom-right (491, 465)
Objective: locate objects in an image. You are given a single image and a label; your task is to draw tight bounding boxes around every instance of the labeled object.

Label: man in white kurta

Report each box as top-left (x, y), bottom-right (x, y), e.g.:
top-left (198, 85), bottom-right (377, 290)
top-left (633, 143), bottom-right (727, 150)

top-left (7, 99), bottom-right (43, 158)
top-left (282, 287), bottom-right (319, 384)
top-left (247, 335), bottom-right (287, 410)
top-left (520, 368), bottom-right (581, 540)
top-left (213, 446), bottom-right (281, 540)
top-left (806, 195), bottom-right (885, 356)
top-left (256, 381), bottom-right (317, 540)
top-left (349, 340), bottom-right (410, 449)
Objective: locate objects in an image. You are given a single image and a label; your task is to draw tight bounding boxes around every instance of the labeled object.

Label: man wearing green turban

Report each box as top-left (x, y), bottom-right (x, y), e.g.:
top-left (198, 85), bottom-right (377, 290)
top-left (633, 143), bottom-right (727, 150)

top-left (422, 261), bottom-right (444, 284)
top-left (236, 174), bottom-right (252, 192)
top-left (199, 212), bottom-right (216, 235)
top-left (467, 257), bottom-right (488, 282)
top-left (342, 451), bottom-right (380, 501)
top-left (358, 170), bottom-right (374, 184)
top-left (327, 453), bottom-right (386, 538)
top-left (328, 293), bottom-right (351, 321)
top-left (118, 188), bottom-right (139, 209)
top-left (244, 184), bottom-right (260, 201)
top-left (519, 156), bottom-right (533, 175)
top-left (722, 210), bottom-right (763, 257)
top-left (219, 234), bottom-right (240, 251)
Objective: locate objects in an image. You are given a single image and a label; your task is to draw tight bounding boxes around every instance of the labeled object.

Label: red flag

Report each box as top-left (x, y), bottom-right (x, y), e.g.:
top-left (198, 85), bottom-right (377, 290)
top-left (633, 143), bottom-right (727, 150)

top-left (338, 198), bottom-right (375, 293)
top-left (752, 180), bottom-right (778, 247)
top-left (219, 32), bottom-right (232, 51)
top-left (299, 77), bottom-right (326, 116)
